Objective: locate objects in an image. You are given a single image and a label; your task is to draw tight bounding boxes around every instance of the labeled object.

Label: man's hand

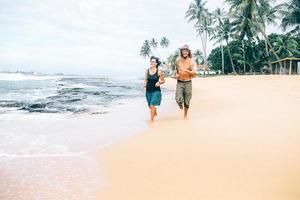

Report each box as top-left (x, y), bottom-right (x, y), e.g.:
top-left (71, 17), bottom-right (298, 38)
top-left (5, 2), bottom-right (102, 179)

top-left (171, 73), bottom-right (179, 79)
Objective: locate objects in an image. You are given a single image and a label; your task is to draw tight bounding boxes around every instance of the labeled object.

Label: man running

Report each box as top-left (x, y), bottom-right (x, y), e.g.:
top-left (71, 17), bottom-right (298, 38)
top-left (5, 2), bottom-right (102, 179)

top-left (172, 44), bottom-right (197, 120)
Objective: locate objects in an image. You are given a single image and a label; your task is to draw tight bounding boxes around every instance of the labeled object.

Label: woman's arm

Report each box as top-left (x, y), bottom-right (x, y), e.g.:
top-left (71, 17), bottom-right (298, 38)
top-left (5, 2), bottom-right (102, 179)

top-left (143, 69), bottom-right (148, 91)
top-left (155, 70), bottom-right (165, 87)
top-left (159, 70), bottom-right (165, 84)
top-left (144, 69), bottom-right (149, 85)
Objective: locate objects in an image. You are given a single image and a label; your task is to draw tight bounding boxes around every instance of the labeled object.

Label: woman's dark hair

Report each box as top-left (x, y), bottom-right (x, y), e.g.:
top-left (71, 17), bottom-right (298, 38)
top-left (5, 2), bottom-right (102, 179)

top-left (150, 56), bottom-right (161, 68)
top-left (180, 49), bottom-right (192, 58)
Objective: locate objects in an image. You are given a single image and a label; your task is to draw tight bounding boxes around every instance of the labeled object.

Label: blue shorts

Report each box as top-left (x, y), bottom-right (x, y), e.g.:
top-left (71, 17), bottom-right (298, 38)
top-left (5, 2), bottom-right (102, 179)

top-left (146, 90), bottom-right (162, 107)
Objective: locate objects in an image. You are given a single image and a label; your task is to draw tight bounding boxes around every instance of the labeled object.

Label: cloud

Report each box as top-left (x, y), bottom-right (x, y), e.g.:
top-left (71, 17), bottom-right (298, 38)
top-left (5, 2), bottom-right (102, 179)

top-left (0, 0), bottom-right (285, 75)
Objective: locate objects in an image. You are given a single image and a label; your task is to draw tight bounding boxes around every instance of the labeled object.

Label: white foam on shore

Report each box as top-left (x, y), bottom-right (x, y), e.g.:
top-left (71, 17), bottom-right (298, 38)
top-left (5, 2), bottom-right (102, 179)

top-left (0, 97), bottom-right (146, 200)
top-left (0, 85), bottom-right (175, 200)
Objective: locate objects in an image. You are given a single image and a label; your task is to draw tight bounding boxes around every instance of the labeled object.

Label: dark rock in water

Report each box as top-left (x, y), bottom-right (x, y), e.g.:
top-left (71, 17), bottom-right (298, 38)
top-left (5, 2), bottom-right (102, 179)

top-left (92, 92), bottom-right (101, 95)
top-left (91, 91), bottom-right (106, 95)
top-left (0, 76), bottom-right (143, 115)
top-left (0, 101), bottom-right (25, 108)
top-left (29, 103), bottom-right (47, 109)
top-left (19, 103), bottom-right (48, 112)
top-left (29, 109), bottom-right (59, 113)
top-left (120, 86), bottom-right (132, 89)
top-left (65, 98), bottom-right (82, 103)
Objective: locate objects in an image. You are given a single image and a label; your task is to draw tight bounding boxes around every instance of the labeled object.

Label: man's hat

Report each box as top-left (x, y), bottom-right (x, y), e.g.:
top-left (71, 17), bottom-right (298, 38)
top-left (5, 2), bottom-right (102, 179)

top-left (180, 44), bottom-right (190, 51)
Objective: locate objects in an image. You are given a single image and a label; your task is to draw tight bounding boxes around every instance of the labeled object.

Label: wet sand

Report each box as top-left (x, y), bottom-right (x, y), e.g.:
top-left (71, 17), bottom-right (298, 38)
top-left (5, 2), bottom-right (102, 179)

top-left (94, 75), bottom-right (300, 200)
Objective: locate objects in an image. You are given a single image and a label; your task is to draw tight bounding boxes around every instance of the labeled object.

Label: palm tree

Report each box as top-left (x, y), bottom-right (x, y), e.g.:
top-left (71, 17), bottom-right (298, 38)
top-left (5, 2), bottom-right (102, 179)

top-left (233, 40), bottom-right (256, 73)
top-left (258, 3), bottom-right (281, 70)
top-left (149, 38), bottom-right (159, 56)
top-left (211, 8), bottom-right (225, 74)
top-left (226, 0), bottom-right (283, 69)
top-left (233, 43), bottom-right (265, 74)
top-left (273, 35), bottom-right (300, 58)
top-left (186, 0), bottom-right (213, 72)
top-left (241, 40), bottom-right (246, 73)
top-left (160, 37), bottom-right (170, 48)
top-left (273, 35), bottom-right (300, 74)
top-left (160, 37), bottom-right (170, 65)
top-left (281, 0), bottom-right (300, 35)
top-left (167, 49), bottom-right (180, 70)
top-left (211, 10), bottom-right (236, 74)
top-left (150, 38), bottom-right (158, 49)
top-left (193, 49), bottom-right (203, 65)
top-left (141, 37), bottom-right (171, 64)
top-left (140, 40), bottom-right (152, 58)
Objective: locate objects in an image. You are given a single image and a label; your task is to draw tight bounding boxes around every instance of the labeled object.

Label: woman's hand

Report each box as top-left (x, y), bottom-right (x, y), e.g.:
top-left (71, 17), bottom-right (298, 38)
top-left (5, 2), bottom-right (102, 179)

top-left (143, 86), bottom-right (146, 93)
top-left (155, 82), bottom-right (160, 87)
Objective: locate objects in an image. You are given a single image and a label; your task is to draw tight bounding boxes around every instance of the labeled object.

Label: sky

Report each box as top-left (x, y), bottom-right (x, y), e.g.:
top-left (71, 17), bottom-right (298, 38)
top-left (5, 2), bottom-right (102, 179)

top-left (0, 0), bottom-right (285, 76)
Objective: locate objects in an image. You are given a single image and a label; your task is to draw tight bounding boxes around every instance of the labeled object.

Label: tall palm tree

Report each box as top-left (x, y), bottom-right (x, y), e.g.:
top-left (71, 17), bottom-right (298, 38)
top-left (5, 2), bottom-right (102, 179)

top-left (258, 3), bottom-right (281, 70)
top-left (241, 40), bottom-right (246, 73)
top-left (233, 40), bottom-right (257, 73)
top-left (211, 11), bottom-right (236, 74)
top-left (140, 40), bottom-right (152, 58)
top-left (281, 0), bottom-right (300, 35)
top-left (186, 0), bottom-right (213, 72)
top-left (211, 8), bottom-right (225, 74)
top-left (226, 0), bottom-right (283, 69)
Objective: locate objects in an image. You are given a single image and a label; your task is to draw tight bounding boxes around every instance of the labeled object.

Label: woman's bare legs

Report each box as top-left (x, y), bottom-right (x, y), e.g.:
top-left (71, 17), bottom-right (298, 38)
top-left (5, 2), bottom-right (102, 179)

top-left (149, 105), bottom-right (157, 122)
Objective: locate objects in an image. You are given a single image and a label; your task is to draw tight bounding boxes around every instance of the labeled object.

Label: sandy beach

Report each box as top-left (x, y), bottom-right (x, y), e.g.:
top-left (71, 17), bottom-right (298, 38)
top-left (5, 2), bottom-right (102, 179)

top-left (94, 75), bottom-right (300, 200)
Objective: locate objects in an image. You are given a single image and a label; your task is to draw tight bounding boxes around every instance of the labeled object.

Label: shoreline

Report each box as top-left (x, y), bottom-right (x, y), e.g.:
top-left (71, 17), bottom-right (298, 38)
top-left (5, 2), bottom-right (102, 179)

top-left (0, 79), bottom-right (177, 200)
top-left (93, 75), bottom-right (300, 200)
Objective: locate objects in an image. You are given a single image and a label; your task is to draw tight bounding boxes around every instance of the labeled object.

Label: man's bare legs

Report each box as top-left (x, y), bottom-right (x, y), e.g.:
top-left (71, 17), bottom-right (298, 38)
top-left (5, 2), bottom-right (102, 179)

top-left (184, 106), bottom-right (188, 121)
top-left (177, 103), bottom-right (188, 120)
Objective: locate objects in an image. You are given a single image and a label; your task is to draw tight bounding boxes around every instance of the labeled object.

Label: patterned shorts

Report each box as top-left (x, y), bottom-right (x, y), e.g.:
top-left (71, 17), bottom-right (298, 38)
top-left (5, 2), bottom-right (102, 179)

top-left (175, 80), bottom-right (192, 108)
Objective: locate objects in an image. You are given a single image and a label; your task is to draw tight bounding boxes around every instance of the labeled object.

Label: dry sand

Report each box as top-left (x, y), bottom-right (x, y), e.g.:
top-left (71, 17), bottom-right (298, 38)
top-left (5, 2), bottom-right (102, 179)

top-left (94, 75), bottom-right (300, 200)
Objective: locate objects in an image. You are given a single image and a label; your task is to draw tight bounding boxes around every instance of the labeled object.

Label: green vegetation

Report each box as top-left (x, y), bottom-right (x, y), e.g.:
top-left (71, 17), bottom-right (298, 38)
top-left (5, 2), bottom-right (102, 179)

top-left (140, 0), bottom-right (300, 75)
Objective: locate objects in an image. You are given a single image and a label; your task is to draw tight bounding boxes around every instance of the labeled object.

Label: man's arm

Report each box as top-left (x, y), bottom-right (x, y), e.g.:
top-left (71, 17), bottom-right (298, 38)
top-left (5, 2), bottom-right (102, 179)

top-left (171, 58), bottom-right (180, 79)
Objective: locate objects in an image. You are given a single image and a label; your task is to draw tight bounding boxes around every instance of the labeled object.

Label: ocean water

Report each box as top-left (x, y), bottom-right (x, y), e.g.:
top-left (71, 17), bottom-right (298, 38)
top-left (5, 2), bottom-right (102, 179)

top-left (0, 72), bottom-right (174, 200)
